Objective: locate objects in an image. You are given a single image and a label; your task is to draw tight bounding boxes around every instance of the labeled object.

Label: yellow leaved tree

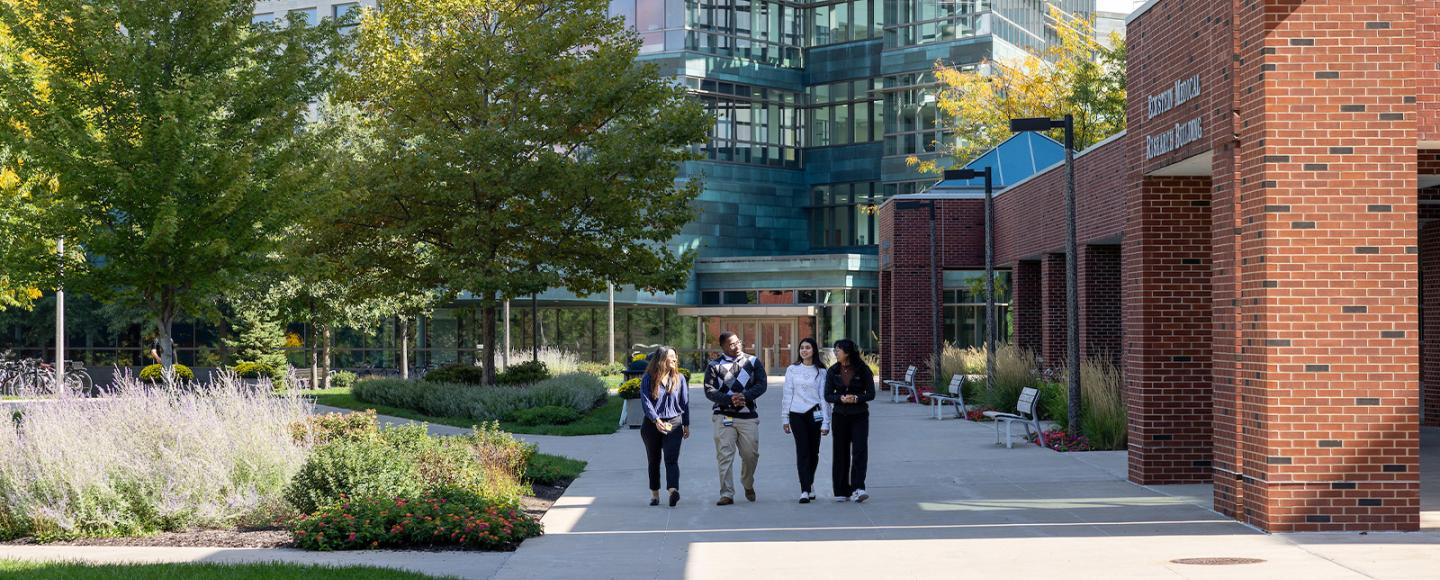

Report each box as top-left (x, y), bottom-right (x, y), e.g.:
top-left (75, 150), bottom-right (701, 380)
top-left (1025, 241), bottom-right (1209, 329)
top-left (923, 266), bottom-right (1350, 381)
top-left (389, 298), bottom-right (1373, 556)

top-left (910, 5), bottom-right (1126, 174)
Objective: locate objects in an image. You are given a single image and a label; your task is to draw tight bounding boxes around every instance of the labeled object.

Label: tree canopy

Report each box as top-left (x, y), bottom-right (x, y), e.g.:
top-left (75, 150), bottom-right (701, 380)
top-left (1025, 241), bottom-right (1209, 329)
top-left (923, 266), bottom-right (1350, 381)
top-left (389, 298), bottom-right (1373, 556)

top-left (0, 0), bottom-right (341, 365)
top-left (911, 5), bottom-right (1125, 172)
top-left (326, 0), bottom-right (710, 382)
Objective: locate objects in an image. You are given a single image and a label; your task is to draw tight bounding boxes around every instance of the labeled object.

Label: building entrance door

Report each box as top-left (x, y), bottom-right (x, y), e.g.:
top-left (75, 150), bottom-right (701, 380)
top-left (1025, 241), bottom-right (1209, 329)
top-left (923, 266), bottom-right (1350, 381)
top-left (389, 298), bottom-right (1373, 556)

top-left (709, 318), bottom-right (801, 374)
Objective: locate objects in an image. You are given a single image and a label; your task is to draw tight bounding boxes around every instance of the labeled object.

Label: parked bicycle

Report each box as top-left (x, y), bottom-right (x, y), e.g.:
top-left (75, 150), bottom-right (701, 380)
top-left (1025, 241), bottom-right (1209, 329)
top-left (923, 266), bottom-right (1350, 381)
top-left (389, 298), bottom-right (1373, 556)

top-left (0, 356), bottom-right (94, 397)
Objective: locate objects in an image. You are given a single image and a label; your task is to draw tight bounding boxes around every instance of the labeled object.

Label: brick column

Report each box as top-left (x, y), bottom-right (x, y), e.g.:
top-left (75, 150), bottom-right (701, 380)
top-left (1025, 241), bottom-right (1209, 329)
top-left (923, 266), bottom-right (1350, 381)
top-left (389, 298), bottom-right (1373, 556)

top-left (1421, 219), bottom-right (1440, 427)
top-left (1226, 0), bottom-right (1420, 532)
top-left (1080, 245), bottom-right (1122, 363)
top-left (1012, 260), bottom-right (1042, 354)
top-left (1123, 178), bottom-right (1214, 485)
top-left (1040, 253), bottom-right (1067, 369)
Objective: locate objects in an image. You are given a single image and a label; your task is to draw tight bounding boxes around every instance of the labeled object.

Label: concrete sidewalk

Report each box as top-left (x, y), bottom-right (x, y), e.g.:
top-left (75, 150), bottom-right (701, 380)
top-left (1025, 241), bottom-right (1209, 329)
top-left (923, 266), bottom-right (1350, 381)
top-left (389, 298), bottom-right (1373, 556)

top-left (491, 381), bottom-right (1440, 580)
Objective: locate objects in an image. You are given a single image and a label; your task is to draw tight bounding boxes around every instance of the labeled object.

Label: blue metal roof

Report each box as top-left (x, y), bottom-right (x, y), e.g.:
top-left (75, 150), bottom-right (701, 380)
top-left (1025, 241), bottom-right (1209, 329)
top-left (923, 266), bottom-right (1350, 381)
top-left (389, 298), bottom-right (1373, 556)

top-left (928, 132), bottom-right (1065, 190)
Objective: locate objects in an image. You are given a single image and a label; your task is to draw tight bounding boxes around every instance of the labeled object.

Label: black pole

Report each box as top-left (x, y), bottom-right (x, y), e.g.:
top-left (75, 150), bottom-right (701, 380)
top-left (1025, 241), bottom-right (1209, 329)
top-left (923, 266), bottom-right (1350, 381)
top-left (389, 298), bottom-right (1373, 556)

top-left (531, 293), bottom-right (539, 362)
top-left (929, 201), bottom-right (939, 397)
top-left (983, 168), bottom-right (996, 397)
top-left (1063, 114), bottom-right (1080, 433)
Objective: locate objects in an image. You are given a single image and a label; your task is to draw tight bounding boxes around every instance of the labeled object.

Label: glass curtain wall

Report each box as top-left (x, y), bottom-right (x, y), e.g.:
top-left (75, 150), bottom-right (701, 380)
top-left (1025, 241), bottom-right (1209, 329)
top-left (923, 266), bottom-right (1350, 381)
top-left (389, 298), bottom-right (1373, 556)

top-left (692, 78), bottom-right (803, 167)
top-left (809, 182), bottom-right (881, 248)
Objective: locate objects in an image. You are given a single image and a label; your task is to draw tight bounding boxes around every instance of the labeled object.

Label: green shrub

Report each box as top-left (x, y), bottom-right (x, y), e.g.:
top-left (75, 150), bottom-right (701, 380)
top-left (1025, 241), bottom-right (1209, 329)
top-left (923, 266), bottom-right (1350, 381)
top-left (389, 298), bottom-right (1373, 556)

top-left (506, 405), bottom-right (580, 426)
top-left (928, 343), bottom-right (988, 400)
top-left (577, 362), bottom-right (625, 376)
top-left (423, 364), bottom-right (485, 385)
top-left (139, 363), bottom-right (193, 381)
top-left (1033, 358), bottom-right (1128, 451)
top-left (289, 491), bottom-right (541, 551)
top-left (978, 343), bottom-right (1037, 412)
top-left (676, 367), bottom-right (691, 377)
top-left (290, 410), bottom-right (379, 446)
top-left (616, 378), bottom-right (641, 400)
top-left (526, 453), bottom-right (586, 486)
top-left (497, 360), bottom-right (549, 385)
top-left (353, 373), bottom-right (607, 423)
top-left (331, 371), bottom-right (358, 390)
top-left (1038, 381), bottom-right (1068, 426)
top-left (284, 424), bottom-right (488, 514)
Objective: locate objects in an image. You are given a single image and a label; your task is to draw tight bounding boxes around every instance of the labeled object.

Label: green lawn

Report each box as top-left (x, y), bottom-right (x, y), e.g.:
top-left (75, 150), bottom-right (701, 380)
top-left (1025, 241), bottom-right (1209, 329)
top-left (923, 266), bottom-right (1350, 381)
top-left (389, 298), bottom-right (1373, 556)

top-left (526, 453), bottom-right (587, 486)
top-left (307, 387), bottom-right (474, 429)
top-left (0, 560), bottom-right (451, 579)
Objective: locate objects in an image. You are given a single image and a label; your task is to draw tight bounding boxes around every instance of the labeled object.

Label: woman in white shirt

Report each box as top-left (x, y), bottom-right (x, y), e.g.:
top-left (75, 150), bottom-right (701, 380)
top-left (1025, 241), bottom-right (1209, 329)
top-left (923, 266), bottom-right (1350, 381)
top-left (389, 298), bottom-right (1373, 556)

top-left (781, 337), bottom-right (830, 504)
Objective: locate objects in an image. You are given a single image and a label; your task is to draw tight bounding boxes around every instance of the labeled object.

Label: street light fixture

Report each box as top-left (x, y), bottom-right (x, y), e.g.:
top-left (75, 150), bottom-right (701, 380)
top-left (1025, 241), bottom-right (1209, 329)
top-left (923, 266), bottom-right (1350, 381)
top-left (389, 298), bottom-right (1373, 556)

top-left (1009, 114), bottom-right (1080, 434)
top-left (895, 199), bottom-right (939, 397)
top-left (944, 167), bottom-right (995, 397)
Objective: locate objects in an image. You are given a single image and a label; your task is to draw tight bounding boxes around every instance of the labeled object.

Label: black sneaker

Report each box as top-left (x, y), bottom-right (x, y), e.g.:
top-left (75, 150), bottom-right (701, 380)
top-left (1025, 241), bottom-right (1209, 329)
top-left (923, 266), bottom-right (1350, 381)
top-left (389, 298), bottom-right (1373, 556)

top-left (669, 490), bottom-right (680, 507)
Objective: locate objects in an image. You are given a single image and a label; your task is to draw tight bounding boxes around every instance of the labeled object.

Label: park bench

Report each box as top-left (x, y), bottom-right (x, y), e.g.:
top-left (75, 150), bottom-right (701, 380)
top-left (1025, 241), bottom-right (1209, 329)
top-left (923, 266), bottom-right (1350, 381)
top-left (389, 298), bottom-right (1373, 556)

top-left (929, 374), bottom-right (967, 420)
top-left (884, 365), bottom-right (917, 403)
top-left (982, 386), bottom-right (1043, 448)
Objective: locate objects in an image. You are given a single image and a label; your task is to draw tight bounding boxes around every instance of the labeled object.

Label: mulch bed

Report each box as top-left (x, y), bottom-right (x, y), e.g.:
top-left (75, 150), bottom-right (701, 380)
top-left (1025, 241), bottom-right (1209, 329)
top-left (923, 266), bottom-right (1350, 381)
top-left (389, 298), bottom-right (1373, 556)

top-left (2, 481), bottom-right (572, 549)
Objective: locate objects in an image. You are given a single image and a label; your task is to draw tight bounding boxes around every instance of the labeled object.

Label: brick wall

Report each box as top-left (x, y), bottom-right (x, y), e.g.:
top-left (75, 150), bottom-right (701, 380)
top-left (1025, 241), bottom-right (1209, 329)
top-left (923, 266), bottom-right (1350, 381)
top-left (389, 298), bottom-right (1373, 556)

top-left (1422, 215), bottom-right (1440, 427)
top-left (992, 140), bottom-right (1128, 266)
top-left (1013, 260), bottom-right (1043, 355)
top-left (1081, 245), bottom-right (1122, 362)
top-left (1123, 178), bottom-right (1215, 484)
top-left (1420, 0), bottom-right (1440, 142)
top-left (877, 198), bottom-right (985, 387)
top-left (1040, 253), bottom-right (1068, 369)
top-left (1228, 0), bottom-right (1420, 532)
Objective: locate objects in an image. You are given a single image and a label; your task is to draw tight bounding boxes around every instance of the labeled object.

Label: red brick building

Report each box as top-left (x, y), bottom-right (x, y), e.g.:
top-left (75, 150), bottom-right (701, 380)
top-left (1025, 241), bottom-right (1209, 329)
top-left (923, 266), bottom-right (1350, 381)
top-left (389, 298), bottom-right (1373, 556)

top-left (879, 0), bottom-right (1437, 532)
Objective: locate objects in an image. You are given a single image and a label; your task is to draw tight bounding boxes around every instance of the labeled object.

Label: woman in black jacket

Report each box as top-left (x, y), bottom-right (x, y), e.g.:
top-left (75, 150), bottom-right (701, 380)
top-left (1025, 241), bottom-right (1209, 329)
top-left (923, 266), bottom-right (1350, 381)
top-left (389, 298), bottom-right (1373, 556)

top-left (824, 338), bottom-right (875, 503)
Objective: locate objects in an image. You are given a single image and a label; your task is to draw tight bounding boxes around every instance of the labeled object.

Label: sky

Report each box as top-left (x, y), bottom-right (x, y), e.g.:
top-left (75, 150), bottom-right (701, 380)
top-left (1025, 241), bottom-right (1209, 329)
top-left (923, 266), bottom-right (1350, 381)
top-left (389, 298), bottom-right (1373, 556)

top-left (1096, 0), bottom-right (1147, 14)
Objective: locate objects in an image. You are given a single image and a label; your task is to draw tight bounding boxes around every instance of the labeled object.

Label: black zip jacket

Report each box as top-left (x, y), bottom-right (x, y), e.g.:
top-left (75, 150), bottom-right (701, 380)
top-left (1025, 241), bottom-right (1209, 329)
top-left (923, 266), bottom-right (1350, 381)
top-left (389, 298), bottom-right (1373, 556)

top-left (824, 363), bottom-right (876, 416)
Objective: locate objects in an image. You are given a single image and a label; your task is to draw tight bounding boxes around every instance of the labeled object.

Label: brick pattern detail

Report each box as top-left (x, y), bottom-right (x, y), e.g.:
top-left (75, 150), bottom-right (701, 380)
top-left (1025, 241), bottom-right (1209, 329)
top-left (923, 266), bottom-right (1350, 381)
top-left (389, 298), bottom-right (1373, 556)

top-left (1012, 261), bottom-right (1043, 355)
top-left (1423, 220), bottom-right (1440, 427)
top-left (1122, 178), bottom-right (1215, 485)
top-left (1081, 245), bottom-right (1122, 363)
top-left (1040, 254), bottom-right (1069, 369)
top-left (1421, 1), bottom-right (1440, 142)
top-left (1227, 0), bottom-right (1420, 532)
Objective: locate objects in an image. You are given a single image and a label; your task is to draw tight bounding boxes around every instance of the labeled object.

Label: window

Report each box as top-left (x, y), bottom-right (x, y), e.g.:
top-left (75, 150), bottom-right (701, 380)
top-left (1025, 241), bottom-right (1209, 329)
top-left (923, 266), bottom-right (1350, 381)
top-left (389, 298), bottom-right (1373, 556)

top-left (333, 3), bottom-right (361, 32)
top-left (251, 12), bottom-right (274, 24)
top-left (289, 7), bottom-right (319, 27)
top-left (809, 182), bottom-right (882, 248)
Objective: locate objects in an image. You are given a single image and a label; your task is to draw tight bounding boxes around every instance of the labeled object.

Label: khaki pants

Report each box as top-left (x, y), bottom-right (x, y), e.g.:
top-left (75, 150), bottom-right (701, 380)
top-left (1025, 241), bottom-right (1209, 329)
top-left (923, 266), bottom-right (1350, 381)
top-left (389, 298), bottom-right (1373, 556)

top-left (712, 415), bottom-right (760, 498)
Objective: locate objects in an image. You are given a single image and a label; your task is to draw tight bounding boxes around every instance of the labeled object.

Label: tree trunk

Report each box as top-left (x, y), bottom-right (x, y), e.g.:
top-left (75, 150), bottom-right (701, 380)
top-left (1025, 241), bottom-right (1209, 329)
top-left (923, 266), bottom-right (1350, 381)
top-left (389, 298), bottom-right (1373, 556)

top-left (481, 300), bottom-right (497, 385)
top-left (399, 316), bottom-right (410, 380)
top-left (157, 314), bottom-right (175, 369)
top-left (321, 325), bottom-right (332, 389)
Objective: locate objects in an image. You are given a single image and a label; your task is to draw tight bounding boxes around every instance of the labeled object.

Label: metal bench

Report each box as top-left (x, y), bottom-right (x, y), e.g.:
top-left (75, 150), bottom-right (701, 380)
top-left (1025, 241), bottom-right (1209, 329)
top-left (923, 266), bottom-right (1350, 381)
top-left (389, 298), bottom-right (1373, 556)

top-left (885, 365), bottom-right (917, 403)
top-left (982, 386), bottom-right (1043, 448)
top-left (929, 374), bottom-right (967, 420)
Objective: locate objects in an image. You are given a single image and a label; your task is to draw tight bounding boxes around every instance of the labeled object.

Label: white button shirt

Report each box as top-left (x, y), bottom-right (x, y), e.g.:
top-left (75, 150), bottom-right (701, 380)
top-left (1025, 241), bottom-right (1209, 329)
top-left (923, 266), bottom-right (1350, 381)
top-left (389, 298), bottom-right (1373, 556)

top-left (780, 363), bottom-right (831, 430)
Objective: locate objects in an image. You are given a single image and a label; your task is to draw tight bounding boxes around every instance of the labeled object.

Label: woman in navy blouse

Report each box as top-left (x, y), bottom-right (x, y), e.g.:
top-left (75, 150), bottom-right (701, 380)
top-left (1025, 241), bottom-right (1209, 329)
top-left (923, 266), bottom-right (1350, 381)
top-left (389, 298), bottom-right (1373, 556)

top-left (640, 346), bottom-right (690, 507)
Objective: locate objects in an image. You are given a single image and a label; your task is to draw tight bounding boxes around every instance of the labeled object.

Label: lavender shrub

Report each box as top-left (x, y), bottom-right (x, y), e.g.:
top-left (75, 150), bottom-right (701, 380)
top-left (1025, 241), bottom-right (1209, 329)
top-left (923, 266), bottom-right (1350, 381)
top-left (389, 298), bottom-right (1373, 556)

top-left (0, 376), bottom-right (312, 540)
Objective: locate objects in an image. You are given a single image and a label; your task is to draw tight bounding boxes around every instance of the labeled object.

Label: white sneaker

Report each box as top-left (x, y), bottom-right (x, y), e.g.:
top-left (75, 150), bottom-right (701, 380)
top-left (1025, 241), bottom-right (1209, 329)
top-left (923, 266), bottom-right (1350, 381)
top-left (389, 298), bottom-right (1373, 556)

top-left (833, 495), bottom-right (850, 502)
top-left (851, 489), bottom-right (870, 503)
top-left (808, 492), bottom-right (818, 501)
top-left (799, 492), bottom-right (811, 504)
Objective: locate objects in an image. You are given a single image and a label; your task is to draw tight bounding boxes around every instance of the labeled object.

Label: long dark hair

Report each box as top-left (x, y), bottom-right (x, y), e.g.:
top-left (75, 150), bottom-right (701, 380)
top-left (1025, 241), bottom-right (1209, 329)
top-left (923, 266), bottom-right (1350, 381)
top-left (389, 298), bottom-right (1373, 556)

top-left (794, 337), bottom-right (827, 370)
top-left (645, 346), bottom-right (681, 399)
top-left (833, 339), bottom-right (862, 369)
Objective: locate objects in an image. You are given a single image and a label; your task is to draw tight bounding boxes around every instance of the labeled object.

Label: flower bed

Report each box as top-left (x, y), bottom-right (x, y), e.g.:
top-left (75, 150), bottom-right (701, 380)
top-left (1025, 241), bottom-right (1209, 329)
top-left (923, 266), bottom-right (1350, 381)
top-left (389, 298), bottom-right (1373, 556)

top-left (1029, 429), bottom-right (1093, 452)
top-left (290, 492), bottom-right (541, 551)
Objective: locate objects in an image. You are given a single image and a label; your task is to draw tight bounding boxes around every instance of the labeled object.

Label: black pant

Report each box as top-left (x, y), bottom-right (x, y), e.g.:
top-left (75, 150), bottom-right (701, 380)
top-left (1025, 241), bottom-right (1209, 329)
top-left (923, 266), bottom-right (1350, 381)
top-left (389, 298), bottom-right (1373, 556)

top-left (789, 410), bottom-right (823, 494)
top-left (641, 419), bottom-right (684, 491)
top-left (832, 412), bottom-right (869, 497)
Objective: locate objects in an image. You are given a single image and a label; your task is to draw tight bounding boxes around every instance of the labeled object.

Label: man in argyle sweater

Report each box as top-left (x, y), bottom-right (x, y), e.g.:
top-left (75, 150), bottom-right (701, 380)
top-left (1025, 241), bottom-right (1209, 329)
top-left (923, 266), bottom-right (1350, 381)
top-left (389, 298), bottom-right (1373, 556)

top-left (704, 331), bottom-right (768, 505)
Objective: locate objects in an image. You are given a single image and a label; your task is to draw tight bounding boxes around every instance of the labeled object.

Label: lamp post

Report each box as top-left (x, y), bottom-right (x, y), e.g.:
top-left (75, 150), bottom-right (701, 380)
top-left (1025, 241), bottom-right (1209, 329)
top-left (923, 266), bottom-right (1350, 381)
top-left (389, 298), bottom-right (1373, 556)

top-left (944, 167), bottom-right (995, 395)
top-left (55, 237), bottom-right (64, 392)
top-left (895, 199), bottom-right (939, 397)
top-left (1009, 114), bottom-right (1079, 432)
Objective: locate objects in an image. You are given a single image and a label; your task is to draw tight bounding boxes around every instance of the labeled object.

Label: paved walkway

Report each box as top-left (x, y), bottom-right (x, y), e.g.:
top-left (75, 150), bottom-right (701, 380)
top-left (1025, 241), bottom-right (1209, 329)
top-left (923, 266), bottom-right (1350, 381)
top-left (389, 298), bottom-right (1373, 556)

top-left (3, 383), bottom-right (1436, 579)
